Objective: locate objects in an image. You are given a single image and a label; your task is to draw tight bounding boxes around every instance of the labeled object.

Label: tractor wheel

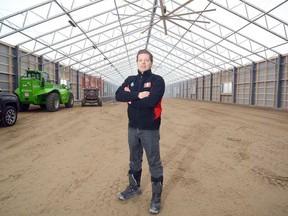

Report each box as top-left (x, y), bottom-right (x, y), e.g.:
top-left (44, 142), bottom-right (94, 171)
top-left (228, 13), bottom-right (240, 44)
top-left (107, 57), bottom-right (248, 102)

top-left (19, 103), bottom-right (30, 112)
top-left (65, 93), bottom-right (74, 108)
top-left (98, 99), bottom-right (102, 107)
top-left (46, 92), bottom-right (60, 112)
top-left (81, 99), bottom-right (85, 107)
top-left (1, 106), bottom-right (17, 127)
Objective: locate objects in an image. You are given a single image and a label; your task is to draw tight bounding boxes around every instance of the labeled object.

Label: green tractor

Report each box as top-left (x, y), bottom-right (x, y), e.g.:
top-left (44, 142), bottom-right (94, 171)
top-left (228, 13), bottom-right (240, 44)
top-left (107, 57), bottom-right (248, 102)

top-left (15, 69), bottom-right (74, 112)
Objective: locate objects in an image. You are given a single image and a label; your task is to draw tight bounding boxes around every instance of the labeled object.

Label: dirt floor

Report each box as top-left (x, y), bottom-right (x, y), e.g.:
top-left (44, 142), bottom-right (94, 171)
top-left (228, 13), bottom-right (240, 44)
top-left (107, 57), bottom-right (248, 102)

top-left (0, 98), bottom-right (288, 216)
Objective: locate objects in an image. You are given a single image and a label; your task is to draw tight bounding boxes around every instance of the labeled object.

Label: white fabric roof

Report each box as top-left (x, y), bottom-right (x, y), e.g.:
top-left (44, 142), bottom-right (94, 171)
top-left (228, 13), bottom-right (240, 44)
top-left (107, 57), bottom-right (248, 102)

top-left (0, 0), bottom-right (287, 85)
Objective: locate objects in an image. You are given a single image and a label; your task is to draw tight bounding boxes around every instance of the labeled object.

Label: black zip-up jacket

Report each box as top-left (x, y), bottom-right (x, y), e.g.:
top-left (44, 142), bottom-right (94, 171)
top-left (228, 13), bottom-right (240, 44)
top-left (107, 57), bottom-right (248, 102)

top-left (115, 69), bottom-right (165, 130)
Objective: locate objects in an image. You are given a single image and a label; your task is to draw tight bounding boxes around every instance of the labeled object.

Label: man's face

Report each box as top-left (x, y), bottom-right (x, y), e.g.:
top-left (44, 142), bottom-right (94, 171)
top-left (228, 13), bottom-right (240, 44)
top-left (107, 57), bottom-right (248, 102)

top-left (137, 53), bottom-right (153, 73)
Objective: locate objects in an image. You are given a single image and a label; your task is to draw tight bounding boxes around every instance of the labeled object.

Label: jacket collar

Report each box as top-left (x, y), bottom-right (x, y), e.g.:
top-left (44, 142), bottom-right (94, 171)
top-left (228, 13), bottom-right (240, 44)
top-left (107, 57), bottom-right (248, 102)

top-left (138, 69), bottom-right (152, 76)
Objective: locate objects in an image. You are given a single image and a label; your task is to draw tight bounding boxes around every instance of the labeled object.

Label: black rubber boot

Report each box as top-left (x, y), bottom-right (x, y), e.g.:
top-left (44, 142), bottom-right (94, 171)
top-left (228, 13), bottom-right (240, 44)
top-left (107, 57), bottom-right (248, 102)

top-left (149, 176), bottom-right (163, 214)
top-left (118, 169), bottom-right (142, 200)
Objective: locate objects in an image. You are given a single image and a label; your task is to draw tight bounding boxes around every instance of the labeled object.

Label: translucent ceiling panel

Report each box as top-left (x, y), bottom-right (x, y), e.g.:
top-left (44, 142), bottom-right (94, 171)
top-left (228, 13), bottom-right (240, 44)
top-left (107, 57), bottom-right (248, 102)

top-left (0, 0), bottom-right (287, 85)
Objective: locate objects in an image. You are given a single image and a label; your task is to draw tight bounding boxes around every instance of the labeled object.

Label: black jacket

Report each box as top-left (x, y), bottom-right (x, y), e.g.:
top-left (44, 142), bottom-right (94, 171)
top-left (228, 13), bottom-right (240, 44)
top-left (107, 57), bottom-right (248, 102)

top-left (115, 69), bottom-right (165, 130)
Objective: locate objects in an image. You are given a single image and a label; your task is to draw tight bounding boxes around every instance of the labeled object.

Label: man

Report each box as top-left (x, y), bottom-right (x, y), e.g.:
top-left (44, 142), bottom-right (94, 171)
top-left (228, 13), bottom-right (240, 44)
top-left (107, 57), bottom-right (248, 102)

top-left (115, 49), bottom-right (165, 214)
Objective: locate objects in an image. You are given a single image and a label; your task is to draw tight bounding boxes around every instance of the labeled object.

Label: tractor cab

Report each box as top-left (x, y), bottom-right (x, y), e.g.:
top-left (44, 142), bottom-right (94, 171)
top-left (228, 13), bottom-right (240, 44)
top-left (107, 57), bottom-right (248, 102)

top-left (25, 70), bottom-right (50, 83)
top-left (26, 70), bottom-right (41, 80)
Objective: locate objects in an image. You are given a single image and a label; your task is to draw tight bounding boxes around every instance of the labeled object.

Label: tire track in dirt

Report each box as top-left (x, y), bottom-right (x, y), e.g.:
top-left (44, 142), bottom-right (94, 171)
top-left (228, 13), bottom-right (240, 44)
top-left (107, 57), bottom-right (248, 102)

top-left (0, 103), bottom-right (119, 215)
top-left (160, 100), bottom-right (217, 207)
top-left (37, 166), bottom-right (100, 215)
top-left (2, 105), bottom-right (107, 157)
top-left (162, 124), bottom-right (215, 203)
top-left (1, 98), bottom-right (288, 216)
top-left (80, 103), bottom-right (149, 216)
top-left (251, 167), bottom-right (288, 189)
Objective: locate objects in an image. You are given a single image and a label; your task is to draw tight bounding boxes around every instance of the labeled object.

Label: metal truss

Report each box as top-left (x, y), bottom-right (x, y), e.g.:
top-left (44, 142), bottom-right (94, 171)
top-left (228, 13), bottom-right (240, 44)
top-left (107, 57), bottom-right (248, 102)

top-left (0, 0), bottom-right (287, 85)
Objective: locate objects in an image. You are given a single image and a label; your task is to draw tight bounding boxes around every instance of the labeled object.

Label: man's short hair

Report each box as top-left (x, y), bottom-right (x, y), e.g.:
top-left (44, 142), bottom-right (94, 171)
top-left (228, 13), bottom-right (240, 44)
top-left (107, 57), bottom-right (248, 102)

top-left (136, 49), bottom-right (153, 63)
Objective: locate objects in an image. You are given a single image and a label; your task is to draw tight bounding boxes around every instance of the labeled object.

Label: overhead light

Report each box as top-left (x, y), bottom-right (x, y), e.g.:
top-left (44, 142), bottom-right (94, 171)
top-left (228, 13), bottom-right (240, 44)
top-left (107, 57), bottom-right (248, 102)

top-left (68, 20), bottom-right (76, 27)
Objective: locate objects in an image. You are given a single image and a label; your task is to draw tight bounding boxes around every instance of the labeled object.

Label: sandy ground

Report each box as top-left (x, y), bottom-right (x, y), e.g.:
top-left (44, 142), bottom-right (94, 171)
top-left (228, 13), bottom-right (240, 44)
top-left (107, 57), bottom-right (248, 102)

top-left (0, 98), bottom-right (288, 216)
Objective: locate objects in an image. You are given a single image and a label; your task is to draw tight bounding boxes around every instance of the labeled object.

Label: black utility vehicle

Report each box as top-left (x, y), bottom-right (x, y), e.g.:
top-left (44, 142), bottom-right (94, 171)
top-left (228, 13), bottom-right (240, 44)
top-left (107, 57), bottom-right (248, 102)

top-left (81, 88), bottom-right (102, 107)
top-left (0, 90), bottom-right (19, 127)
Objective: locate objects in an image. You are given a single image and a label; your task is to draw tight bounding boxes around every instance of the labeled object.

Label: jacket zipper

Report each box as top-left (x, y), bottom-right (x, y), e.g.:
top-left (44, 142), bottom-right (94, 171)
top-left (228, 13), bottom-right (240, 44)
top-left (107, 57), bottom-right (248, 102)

top-left (136, 75), bottom-right (143, 129)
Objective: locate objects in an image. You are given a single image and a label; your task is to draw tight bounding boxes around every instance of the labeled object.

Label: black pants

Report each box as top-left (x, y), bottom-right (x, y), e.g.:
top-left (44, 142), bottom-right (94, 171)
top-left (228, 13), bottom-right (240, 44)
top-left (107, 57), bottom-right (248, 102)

top-left (128, 127), bottom-right (163, 179)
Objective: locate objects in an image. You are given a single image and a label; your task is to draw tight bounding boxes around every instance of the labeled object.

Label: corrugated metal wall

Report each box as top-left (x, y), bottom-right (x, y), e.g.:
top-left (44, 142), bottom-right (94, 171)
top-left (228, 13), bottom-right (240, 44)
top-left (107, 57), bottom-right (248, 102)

top-left (212, 73), bottom-right (220, 102)
top-left (0, 42), bottom-right (117, 99)
top-left (0, 43), bottom-right (15, 91)
top-left (254, 60), bottom-right (276, 107)
top-left (197, 76), bottom-right (204, 100)
top-left (20, 51), bottom-right (38, 74)
top-left (204, 75), bottom-right (211, 101)
top-left (221, 69), bottom-right (233, 103)
top-left (168, 54), bottom-right (288, 110)
top-left (191, 79), bottom-right (197, 100)
top-left (235, 65), bottom-right (251, 105)
top-left (281, 56), bottom-right (288, 108)
top-left (1, 41), bottom-right (287, 110)
top-left (43, 59), bottom-right (56, 82)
